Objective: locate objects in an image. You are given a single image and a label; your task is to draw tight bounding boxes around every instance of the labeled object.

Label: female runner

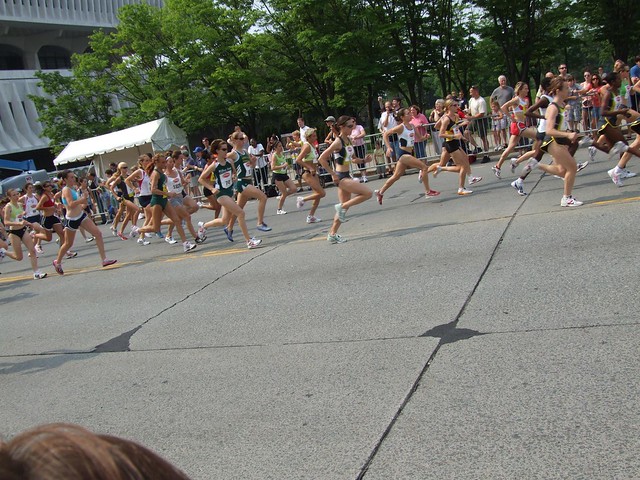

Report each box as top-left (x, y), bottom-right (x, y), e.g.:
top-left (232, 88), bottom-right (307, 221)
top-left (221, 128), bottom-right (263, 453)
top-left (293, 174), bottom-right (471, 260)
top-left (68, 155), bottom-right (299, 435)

top-left (375, 108), bottom-right (439, 205)
top-left (53, 170), bottom-right (117, 274)
top-left (270, 139), bottom-right (297, 215)
top-left (294, 129), bottom-right (325, 223)
top-left (130, 154), bottom-right (197, 253)
top-left (318, 115), bottom-right (372, 244)
top-left (34, 181), bottom-right (77, 259)
top-left (198, 139), bottom-right (262, 249)
top-left (107, 163), bottom-right (139, 240)
top-left (2, 188), bottom-right (46, 279)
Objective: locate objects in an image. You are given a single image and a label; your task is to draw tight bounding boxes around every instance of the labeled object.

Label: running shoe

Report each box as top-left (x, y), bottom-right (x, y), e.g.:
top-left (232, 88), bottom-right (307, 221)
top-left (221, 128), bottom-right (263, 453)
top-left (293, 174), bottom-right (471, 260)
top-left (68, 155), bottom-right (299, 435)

top-left (362, 176), bottom-right (368, 183)
top-left (510, 158), bottom-right (518, 173)
top-left (491, 166), bottom-right (501, 179)
top-left (53, 260), bottom-right (64, 275)
top-left (296, 196), bottom-right (305, 209)
top-left (102, 259), bottom-right (117, 267)
top-left (247, 237), bottom-right (262, 249)
top-left (197, 221), bottom-right (207, 238)
top-left (608, 168), bottom-right (624, 187)
top-left (588, 146), bottom-right (597, 162)
top-left (306, 215), bottom-right (321, 223)
top-left (432, 165), bottom-right (442, 177)
top-left (334, 203), bottom-right (347, 222)
top-left (576, 161), bottom-right (589, 173)
top-left (137, 238), bottom-right (150, 246)
top-left (468, 176), bottom-right (483, 185)
top-left (418, 171), bottom-right (423, 183)
top-left (426, 190), bottom-right (441, 197)
top-left (117, 232), bottom-right (128, 240)
top-left (66, 251), bottom-right (78, 259)
top-left (110, 226), bottom-right (117, 236)
top-left (223, 226), bottom-right (234, 242)
top-left (86, 236), bottom-right (95, 242)
top-left (511, 179), bottom-right (527, 196)
top-left (610, 141), bottom-right (628, 157)
top-left (327, 233), bottom-right (347, 244)
top-left (623, 169), bottom-right (637, 178)
top-left (375, 190), bottom-right (383, 205)
top-left (0, 247), bottom-right (5, 261)
top-left (276, 209), bottom-right (287, 215)
top-left (457, 188), bottom-right (473, 196)
top-left (257, 223), bottom-right (272, 232)
top-left (33, 271), bottom-right (47, 279)
top-left (165, 236), bottom-right (177, 245)
top-left (578, 136), bottom-right (593, 147)
top-left (183, 241), bottom-right (197, 252)
top-left (195, 234), bottom-right (206, 244)
top-left (35, 244), bottom-right (43, 254)
top-left (560, 196), bottom-right (583, 207)
top-left (129, 225), bottom-right (140, 237)
top-left (523, 158), bottom-right (539, 173)
top-left (155, 231), bottom-right (164, 239)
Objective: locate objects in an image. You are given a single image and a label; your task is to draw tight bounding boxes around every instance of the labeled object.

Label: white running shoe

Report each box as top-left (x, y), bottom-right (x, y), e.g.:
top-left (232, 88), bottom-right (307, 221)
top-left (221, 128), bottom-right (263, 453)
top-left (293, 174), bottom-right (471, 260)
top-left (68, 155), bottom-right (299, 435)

top-left (165, 236), bottom-right (178, 245)
top-left (560, 195), bottom-right (583, 207)
top-left (511, 179), bottom-right (527, 196)
top-left (183, 241), bottom-right (197, 252)
top-left (622, 169), bottom-right (637, 178)
top-left (468, 176), bottom-right (482, 185)
top-left (457, 188), bottom-right (473, 195)
top-left (588, 146), bottom-right (596, 162)
top-left (0, 247), bottom-right (6, 261)
top-left (276, 209), bottom-right (287, 215)
top-left (578, 136), bottom-right (593, 147)
top-left (610, 141), bottom-right (628, 157)
top-left (362, 176), bottom-right (368, 183)
top-left (432, 165), bottom-right (442, 178)
top-left (327, 233), bottom-right (346, 244)
top-left (510, 158), bottom-right (518, 173)
top-left (608, 168), bottom-right (624, 187)
top-left (137, 238), bottom-right (150, 246)
top-left (296, 196), bottom-right (305, 209)
top-left (306, 215), bottom-right (321, 223)
top-left (33, 271), bottom-right (47, 279)
top-left (247, 237), bottom-right (262, 249)
top-left (576, 161), bottom-right (589, 173)
top-left (130, 225), bottom-right (140, 237)
top-left (491, 166), bottom-right (501, 179)
top-left (197, 221), bottom-right (207, 238)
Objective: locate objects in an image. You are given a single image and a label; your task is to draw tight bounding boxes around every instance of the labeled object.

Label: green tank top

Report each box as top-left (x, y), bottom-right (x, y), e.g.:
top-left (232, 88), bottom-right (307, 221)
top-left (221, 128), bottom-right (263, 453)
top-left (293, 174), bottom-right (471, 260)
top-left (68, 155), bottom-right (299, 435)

top-left (7, 202), bottom-right (24, 224)
top-left (153, 170), bottom-right (168, 198)
top-left (214, 162), bottom-right (235, 191)
top-left (233, 150), bottom-right (252, 178)
top-left (272, 152), bottom-right (288, 174)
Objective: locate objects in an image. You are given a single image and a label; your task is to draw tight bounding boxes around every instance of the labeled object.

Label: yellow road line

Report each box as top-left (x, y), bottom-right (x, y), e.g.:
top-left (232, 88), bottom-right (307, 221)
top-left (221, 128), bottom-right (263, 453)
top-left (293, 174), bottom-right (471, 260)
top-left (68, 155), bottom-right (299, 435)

top-left (163, 248), bottom-right (248, 262)
top-left (0, 261), bottom-right (142, 284)
top-left (593, 196), bottom-right (640, 206)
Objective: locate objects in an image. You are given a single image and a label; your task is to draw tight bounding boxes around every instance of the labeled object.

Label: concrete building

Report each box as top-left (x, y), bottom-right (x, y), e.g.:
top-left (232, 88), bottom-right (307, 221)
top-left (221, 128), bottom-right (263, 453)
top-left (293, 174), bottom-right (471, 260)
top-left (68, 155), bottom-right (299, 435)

top-left (0, 0), bottom-right (163, 166)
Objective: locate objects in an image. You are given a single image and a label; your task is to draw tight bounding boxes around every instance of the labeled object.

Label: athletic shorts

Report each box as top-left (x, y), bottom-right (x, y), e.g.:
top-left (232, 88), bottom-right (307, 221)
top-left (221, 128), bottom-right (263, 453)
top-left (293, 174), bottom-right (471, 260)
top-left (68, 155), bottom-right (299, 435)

top-left (150, 195), bottom-right (168, 209)
top-left (535, 131), bottom-right (546, 141)
top-left (510, 121), bottom-right (527, 136)
top-left (66, 212), bottom-right (87, 231)
top-left (138, 195), bottom-right (152, 208)
top-left (43, 215), bottom-right (61, 231)
top-left (235, 178), bottom-right (253, 194)
top-left (444, 139), bottom-right (461, 154)
top-left (273, 173), bottom-right (290, 182)
top-left (25, 214), bottom-right (41, 225)
top-left (169, 195), bottom-right (184, 207)
top-left (9, 227), bottom-right (27, 239)
top-left (217, 187), bottom-right (234, 199)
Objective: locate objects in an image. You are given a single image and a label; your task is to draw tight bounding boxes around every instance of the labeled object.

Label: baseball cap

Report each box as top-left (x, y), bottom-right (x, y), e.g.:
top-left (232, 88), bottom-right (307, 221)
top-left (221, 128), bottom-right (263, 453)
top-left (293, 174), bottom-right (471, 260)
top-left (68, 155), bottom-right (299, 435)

top-left (324, 116), bottom-right (336, 122)
top-left (193, 146), bottom-right (203, 153)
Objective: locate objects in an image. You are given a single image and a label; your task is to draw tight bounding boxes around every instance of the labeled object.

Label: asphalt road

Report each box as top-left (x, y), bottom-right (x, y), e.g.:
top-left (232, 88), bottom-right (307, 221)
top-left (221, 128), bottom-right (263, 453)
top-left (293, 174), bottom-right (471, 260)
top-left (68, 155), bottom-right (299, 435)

top-left (1, 147), bottom-right (639, 479)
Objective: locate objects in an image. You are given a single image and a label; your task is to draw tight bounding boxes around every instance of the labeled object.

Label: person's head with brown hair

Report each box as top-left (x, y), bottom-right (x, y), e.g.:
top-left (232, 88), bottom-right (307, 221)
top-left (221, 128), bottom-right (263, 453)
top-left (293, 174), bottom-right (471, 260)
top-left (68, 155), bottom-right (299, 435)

top-left (0, 423), bottom-right (191, 480)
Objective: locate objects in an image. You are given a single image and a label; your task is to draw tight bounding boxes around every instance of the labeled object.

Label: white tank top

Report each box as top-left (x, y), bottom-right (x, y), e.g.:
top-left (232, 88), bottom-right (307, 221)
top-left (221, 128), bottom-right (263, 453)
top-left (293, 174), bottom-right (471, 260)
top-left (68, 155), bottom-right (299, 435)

top-left (168, 170), bottom-right (183, 195)
top-left (398, 124), bottom-right (415, 149)
top-left (24, 194), bottom-right (39, 217)
top-left (537, 94), bottom-right (554, 133)
top-left (139, 170), bottom-right (152, 196)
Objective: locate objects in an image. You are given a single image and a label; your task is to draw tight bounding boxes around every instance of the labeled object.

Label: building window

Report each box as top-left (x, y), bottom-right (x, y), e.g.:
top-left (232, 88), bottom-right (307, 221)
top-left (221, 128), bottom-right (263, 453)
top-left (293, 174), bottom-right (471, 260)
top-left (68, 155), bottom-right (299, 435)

top-left (38, 46), bottom-right (72, 69)
top-left (0, 45), bottom-right (25, 70)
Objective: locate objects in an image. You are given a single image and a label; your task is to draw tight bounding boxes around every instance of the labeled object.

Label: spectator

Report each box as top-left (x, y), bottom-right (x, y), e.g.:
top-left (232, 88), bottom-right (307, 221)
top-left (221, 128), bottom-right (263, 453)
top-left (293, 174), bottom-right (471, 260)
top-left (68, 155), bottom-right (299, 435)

top-left (378, 100), bottom-right (399, 171)
top-left (249, 138), bottom-right (268, 191)
top-left (490, 100), bottom-right (508, 151)
top-left (581, 70), bottom-right (597, 134)
top-left (409, 105), bottom-right (429, 160)
top-left (490, 75), bottom-right (515, 107)
top-left (558, 64), bottom-right (568, 78)
top-left (0, 423), bottom-right (191, 479)
top-left (202, 136), bottom-right (211, 154)
top-left (324, 116), bottom-right (338, 144)
top-left (467, 85), bottom-right (490, 160)
top-left (297, 117), bottom-right (311, 142)
top-left (458, 91), bottom-right (468, 111)
top-left (349, 118), bottom-right (368, 182)
top-left (428, 99), bottom-right (446, 155)
top-left (265, 134), bottom-right (279, 154)
top-left (565, 75), bottom-right (581, 132)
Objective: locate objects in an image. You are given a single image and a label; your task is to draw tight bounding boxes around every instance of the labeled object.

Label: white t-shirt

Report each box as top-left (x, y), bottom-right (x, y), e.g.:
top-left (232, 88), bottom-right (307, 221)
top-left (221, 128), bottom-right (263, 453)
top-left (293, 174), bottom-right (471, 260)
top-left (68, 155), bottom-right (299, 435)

top-left (249, 143), bottom-right (267, 168)
top-left (299, 125), bottom-right (311, 142)
top-left (468, 96), bottom-right (487, 117)
top-left (378, 111), bottom-right (397, 132)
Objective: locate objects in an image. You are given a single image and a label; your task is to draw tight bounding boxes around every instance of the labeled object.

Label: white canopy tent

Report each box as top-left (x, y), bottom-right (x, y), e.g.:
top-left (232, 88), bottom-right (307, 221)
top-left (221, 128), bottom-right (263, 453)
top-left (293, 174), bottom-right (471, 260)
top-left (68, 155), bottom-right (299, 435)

top-left (53, 118), bottom-right (188, 177)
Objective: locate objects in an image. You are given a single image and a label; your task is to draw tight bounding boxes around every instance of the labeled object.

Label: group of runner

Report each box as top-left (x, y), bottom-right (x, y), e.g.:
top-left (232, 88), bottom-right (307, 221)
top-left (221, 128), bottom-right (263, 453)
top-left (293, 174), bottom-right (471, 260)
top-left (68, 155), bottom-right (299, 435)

top-left (2, 73), bottom-right (640, 279)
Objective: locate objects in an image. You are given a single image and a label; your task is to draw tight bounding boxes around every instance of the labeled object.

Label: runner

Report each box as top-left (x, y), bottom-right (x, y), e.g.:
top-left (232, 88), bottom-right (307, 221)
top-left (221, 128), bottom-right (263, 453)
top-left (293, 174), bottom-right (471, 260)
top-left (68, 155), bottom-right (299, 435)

top-left (318, 115), bottom-right (373, 244)
top-left (2, 188), bottom-right (46, 279)
top-left (129, 155), bottom-right (197, 253)
top-left (294, 129), bottom-right (325, 223)
top-left (375, 107), bottom-right (440, 205)
top-left (52, 171), bottom-right (117, 274)
top-left (197, 139), bottom-right (262, 249)
top-left (269, 139), bottom-right (297, 215)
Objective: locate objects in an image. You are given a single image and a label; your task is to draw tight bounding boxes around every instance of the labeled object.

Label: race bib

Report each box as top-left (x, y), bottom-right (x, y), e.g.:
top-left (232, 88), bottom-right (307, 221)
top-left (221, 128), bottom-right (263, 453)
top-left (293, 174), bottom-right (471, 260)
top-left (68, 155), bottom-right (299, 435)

top-left (220, 170), bottom-right (233, 188)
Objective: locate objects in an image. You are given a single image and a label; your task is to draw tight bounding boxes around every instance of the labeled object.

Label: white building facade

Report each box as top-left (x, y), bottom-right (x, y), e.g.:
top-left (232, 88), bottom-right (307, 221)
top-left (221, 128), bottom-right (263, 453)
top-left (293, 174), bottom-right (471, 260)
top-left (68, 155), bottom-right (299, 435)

top-left (0, 0), bottom-right (163, 157)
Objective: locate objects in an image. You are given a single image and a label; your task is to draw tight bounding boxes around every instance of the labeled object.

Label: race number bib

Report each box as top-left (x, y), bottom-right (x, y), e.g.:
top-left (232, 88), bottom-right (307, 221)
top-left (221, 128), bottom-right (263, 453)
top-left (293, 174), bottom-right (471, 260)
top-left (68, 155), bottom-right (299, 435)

top-left (220, 170), bottom-right (233, 189)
